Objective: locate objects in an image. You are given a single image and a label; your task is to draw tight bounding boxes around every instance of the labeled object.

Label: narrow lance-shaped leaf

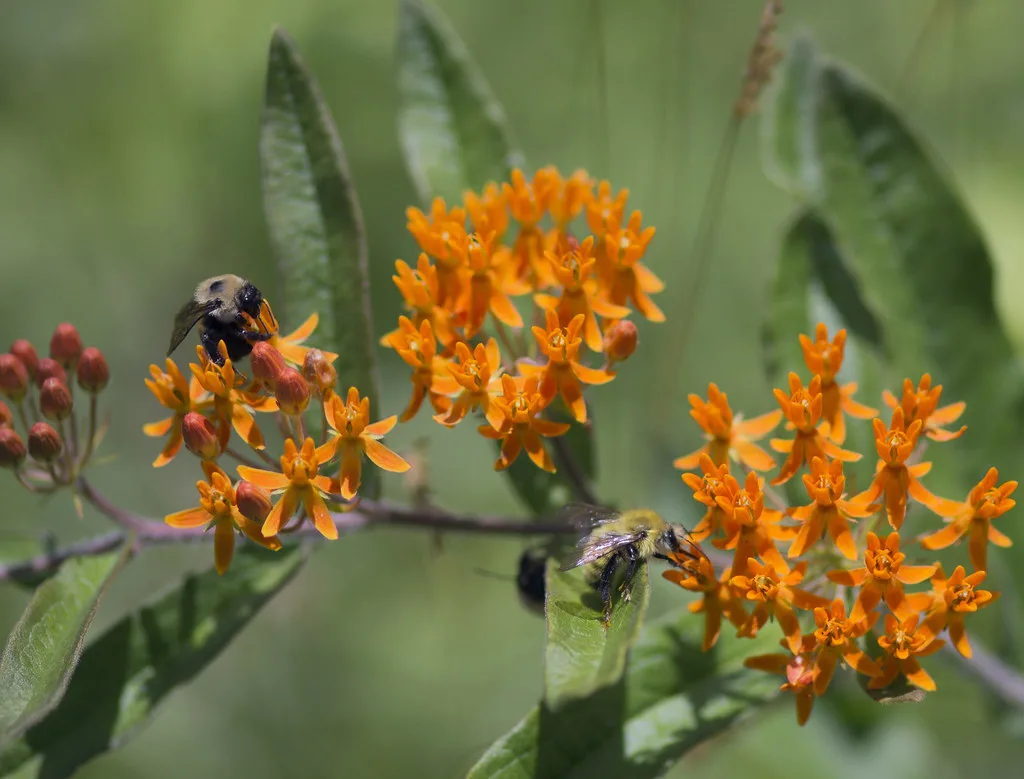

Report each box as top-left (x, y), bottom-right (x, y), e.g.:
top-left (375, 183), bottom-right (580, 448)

top-left (544, 559), bottom-right (649, 709)
top-left (0, 546), bottom-right (306, 779)
top-left (0, 544), bottom-right (130, 745)
top-left (396, 0), bottom-right (522, 204)
top-left (468, 610), bottom-right (780, 779)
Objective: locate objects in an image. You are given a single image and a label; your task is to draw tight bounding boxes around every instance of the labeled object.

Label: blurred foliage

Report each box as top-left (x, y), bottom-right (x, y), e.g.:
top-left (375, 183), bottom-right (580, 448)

top-left (3, 0), bottom-right (1024, 777)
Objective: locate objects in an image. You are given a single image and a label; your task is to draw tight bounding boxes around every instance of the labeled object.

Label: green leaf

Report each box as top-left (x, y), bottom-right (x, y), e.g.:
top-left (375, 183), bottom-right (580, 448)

top-left (396, 0), bottom-right (522, 204)
top-left (260, 27), bottom-right (382, 496)
top-left (0, 546), bottom-right (305, 778)
top-left (544, 560), bottom-right (649, 709)
top-left (467, 611), bottom-right (780, 779)
top-left (0, 545), bottom-right (129, 745)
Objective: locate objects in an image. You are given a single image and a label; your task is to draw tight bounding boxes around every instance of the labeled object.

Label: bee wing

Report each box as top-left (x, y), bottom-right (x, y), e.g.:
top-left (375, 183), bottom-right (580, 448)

top-left (167, 299), bottom-right (217, 356)
top-left (560, 530), bottom-right (646, 571)
top-left (557, 502), bottom-right (622, 531)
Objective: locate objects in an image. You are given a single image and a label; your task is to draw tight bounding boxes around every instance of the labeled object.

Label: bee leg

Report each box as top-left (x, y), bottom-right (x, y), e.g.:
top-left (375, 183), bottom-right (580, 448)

top-left (200, 329), bottom-right (226, 365)
top-left (597, 555), bottom-right (620, 628)
top-left (619, 546), bottom-right (640, 603)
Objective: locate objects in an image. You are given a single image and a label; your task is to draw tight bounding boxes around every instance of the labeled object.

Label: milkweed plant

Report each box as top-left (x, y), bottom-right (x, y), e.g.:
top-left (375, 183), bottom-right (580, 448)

top-left (1, 1), bottom-right (1022, 776)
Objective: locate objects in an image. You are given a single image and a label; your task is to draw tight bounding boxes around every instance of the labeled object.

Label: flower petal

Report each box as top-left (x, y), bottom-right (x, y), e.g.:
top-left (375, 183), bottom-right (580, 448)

top-left (165, 506), bottom-right (211, 529)
top-left (236, 466), bottom-right (290, 491)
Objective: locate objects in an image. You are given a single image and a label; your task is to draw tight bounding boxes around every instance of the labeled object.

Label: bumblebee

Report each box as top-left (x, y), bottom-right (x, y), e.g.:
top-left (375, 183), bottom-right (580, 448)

top-left (167, 275), bottom-right (272, 364)
top-left (562, 505), bottom-right (706, 627)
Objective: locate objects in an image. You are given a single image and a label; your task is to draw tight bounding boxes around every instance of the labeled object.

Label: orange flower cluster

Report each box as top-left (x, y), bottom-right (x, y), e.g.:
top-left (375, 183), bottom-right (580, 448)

top-left (385, 167), bottom-right (659, 472)
top-left (665, 323), bottom-right (1014, 726)
top-left (145, 301), bottom-right (409, 574)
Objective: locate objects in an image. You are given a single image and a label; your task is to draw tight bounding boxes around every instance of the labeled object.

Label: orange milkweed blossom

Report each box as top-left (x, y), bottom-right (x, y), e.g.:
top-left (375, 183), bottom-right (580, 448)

top-left (519, 309), bottom-right (613, 423)
top-left (681, 453), bottom-right (731, 542)
top-left (852, 407), bottom-right (949, 530)
top-left (730, 558), bottom-right (829, 652)
top-left (770, 372), bottom-right (860, 486)
top-left (406, 198), bottom-right (468, 308)
top-left (464, 182), bottom-right (509, 238)
top-left (883, 373), bottom-right (966, 442)
top-left (533, 236), bottom-right (631, 353)
top-left (744, 636), bottom-right (819, 726)
top-left (190, 343), bottom-right (272, 451)
top-left (165, 462), bottom-right (281, 574)
top-left (478, 374), bottom-right (570, 473)
top-left (238, 437), bottom-right (337, 540)
top-left (788, 456), bottom-right (875, 560)
top-left (919, 466), bottom-right (1017, 571)
top-left (713, 470), bottom-right (793, 577)
top-left (452, 230), bottom-right (525, 339)
top-left (870, 613), bottom-right (944, 692)
top-left (434, 338), bottom-right (504, 429)
top-left (909, 564), bottom-right (998, 658)
top-left (253, 299), bottom-right (338, 368)
top-left (545, 167), bottom-right (592, 230)
top-left (662, 554), bottom-right (747, 652)
top-left (810, 599), bottom-right (881, 695)
top-left (324, 387), bottom-right (410, 500)
top-left (674, 383), bottom-right (781, 472)
top-left (826, 532), bottom-right (935, 621)
top-left (144, 357), bottom-right (211, 467)
top-left (385, 254), bottom-right (458, 349)
top-left (503, 167), bottom-right (560, 290)
top-left (601, 211), bottom-right (663, 323)
top-left (383, 317), bottom-right (458, 422)
top-left (798, 324), bottom-right (876, 444)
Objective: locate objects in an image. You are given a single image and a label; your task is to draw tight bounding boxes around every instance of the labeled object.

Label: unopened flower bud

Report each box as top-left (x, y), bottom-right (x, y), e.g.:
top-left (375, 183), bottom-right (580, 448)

top-left (77, 347), bottom-right (110, 393)
top-left (35, 358), bottom-right (67, 388)
top-left (39, 378), bottom-right (73, 421)
top-left (0, 400), bottom-right (11, 428)
top-left (0, 354), bottom-right (30, 402)
top-left (10, 340), bottom-right (39, 378)
top-left (236, 480), bottom-right (273, 523)
top-left (302, 349), bottom-right (337, 395)
top-left (250, 342), bottom-right (286, 388)
top-left (603, 320), bottom-right (638, 363)
top-left (0, 428), bottom-right (26, 469)
top-left (28, 422), bottom-right (62, 462)
top-left (50, 323), bottom-right (83, 367)
top-left (182, 412), bottom-right (221, 460)
top-left (275, 368), bottom-right (310, 416)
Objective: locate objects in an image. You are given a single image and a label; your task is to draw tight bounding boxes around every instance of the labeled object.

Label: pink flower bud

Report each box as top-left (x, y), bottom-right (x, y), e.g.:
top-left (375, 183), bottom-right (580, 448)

top-left (10, 340), bottom-right (39, 378)
top-left (28, 422), bottom-right (62, 462)
top-left (236, 480), bottom-right (273, 523)
top-left (35, 358), bottom-right (67, 389)
top-left (603, 320), bottom-right (638, 363)
top-left (0, 354), bottom-right (29, 402)
top-left (39, 378), bottom-right (73, 421)
top-left (0, 400), bottom-right (12, 428)
top-left (77, 347), bottom-right (110, 393)
top-left (0, 428), bottom-right (26, 469)
top-left (182, 412), bottom-right (221, 460)
top-left (301, 349), bottom-right (337, 395)
top-left (50, 323), bottom-right (83, 367)
top-left (275, 368), bottom-right (310, 416)
top-left (250, 342), bottom-right (286, 388)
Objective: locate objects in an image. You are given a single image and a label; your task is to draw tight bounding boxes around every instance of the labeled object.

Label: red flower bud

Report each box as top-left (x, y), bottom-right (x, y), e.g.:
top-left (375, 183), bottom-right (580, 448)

top-left (275, 368), bottom-right (310, 416)
top-left (603, 320), bottom-right (638, 363)
top-left (250, 342), bottom-right (286, 388)
top-left (301, 349), bottom-right (337, 395)
top-left (36, 358), bottom-right (67, 389)
top-left (39, 378), bottom-right (73, 421)
top-left (50, 323), bottom-right (83, 367)
top-left (236, 480), bottom-right (273, 523)
top-left (76, 347), bottom-right (110, 393)
top-left (182, 412), bottom-right (221, 460)
top-left (0, 428), bottom-right (26, 469)
top-left (0, 354), bottom-right (30, 402)
top-left (10, 340), bottom-right (39, 378)
top-left (28, 422), bottom-right (63, 462)
top-left (0, 400), bottom-right (12, 428)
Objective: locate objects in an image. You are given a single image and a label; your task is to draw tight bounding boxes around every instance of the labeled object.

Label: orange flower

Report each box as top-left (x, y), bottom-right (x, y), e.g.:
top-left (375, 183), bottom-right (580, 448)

top-left (533, 236), bottom-right (630, 352)
top-left (584, 180), bottom-right (629, 244)
top-left (406, 198), bottom-right (468, 307)
top-left (383, 317), bottom-right (458, 422)
top-left (452, 231), bottom-right (525, 339)
top-left (851, 408), bottom-right (948, 530)
top-left (788, 457), bottom-right (876, 559)
top-left (826, 532), bottom-right (935, 621)
top-left (325, 387), bottom-right (410, 500)
top-left (546, 167), bottom-right (593, 228)
top-left (714, 470), bottom-right (793, 577)
top-left (503, 168), bottom-right (559, 289)
top-left (386, 254), bottom-right (458, 349)
top-left (518, 309), bottom-right (613, 423)
top-left (810, 599), bottom-right (881, 695)
top-left (464, 182), bottom-right (509, 238)
top-left (730, 558), bottom-right (829, 652)
top-left (798, 324), bottom-right (876, 444)
top-left (663, 555), bottom-right (747, 651)
top-left (770, 373), bottom-right (860, 485)
top-left (745, 636), bottom-right (818, 726)
top-left (237, 437), bottom-right (337, 540)
top-left (478, 374), bottom-right (570, 472)
top-left (435, 339), bottom-right (505, 429)
top-left (919, 467), bottom-right (1016, 571)
top-left (910, 564), bottom-right (998, 658)
top-left (674, 383), bottom-right (781, 472)
top-left (144, 357), bottom-right (211, 467)
top-left (190, 343), bottom-right (270, 451)
top-left (681, 453), bottom-right (731, 542)
top-left (870, 613), bottom-right (944, 692)
top-left (601, 211), bottom-right (663, 322)
top-left (165, 462), bottom-right (281, 574)
top-left (883, 374), bottom-right (966, 442)
top-left (254, 299), bottom-right (338, 367)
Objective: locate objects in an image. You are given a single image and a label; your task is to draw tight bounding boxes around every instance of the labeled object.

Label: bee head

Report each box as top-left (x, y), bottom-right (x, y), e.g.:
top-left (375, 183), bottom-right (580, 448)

top-left (238, 282), bottom-right (263, 317)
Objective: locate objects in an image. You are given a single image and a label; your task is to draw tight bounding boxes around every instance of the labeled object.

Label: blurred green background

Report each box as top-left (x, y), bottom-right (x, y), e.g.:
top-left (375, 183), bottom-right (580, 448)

top-left (3, 0), bottom-right (1024, 776)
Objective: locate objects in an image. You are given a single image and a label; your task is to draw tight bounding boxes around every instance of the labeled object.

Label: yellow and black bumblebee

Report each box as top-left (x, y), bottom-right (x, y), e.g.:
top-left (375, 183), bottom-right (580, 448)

top-left (167, 274), bottom-right (272, 365)
top-left (562, 505), bottom-right (706, 627)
